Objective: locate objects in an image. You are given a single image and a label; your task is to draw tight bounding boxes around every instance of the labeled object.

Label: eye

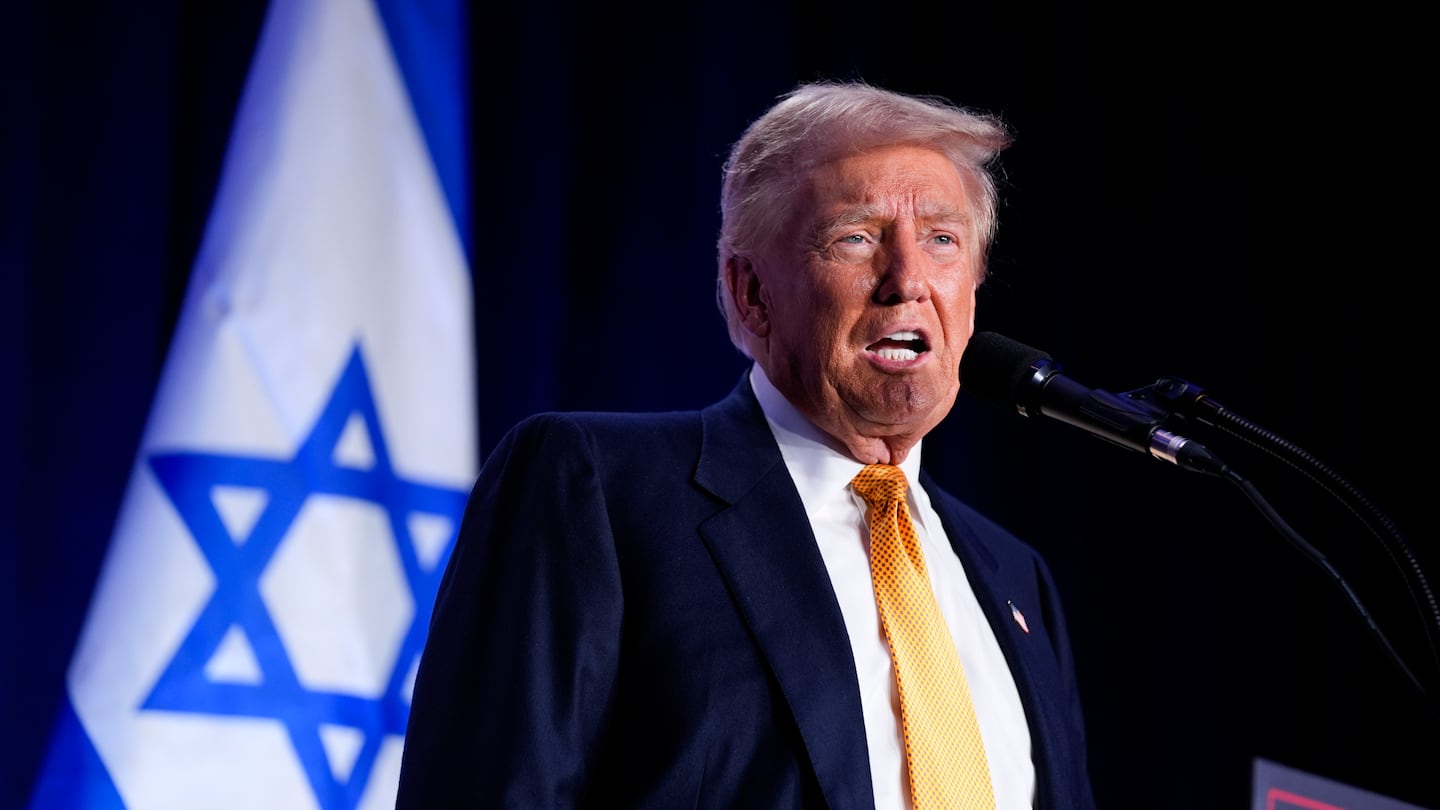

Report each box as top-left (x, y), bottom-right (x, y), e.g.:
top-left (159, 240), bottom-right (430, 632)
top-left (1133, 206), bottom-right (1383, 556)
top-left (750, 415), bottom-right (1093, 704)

top-left (926, 231), bottom-right (964, 257)
top-left (821, 229), bottom-right (878, 263)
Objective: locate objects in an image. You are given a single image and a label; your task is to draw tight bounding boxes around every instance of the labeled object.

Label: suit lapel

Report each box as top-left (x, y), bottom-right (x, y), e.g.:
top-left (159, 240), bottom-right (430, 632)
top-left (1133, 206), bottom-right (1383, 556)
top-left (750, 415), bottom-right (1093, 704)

top-left (921, 473), bottom-right (1063, 798)
top-left (694, 377), bottom-right (875, 810)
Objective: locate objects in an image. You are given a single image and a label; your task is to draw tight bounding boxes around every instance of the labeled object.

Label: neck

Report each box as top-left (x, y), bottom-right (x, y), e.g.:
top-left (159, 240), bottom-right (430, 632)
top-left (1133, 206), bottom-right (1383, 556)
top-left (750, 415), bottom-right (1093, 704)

top-left (837, 433), bottom-right (919, 466)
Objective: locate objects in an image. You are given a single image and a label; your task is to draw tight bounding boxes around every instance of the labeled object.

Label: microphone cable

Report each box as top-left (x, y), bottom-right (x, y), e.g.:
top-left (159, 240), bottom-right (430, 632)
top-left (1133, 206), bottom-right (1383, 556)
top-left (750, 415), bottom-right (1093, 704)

top-left (1143, 376), bottom-right (1440, 709)
top-left (960, 331), bottom-right (1440, 711)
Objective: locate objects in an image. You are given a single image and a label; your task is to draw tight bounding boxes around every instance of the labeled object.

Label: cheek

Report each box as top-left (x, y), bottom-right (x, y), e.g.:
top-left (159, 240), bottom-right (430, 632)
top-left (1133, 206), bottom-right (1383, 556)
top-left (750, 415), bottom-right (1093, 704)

top-left (939, 269), bottom-right (978, 306)
top-left (806, 260), bottom-right (875, 310)
top-left (940, 281), bottom-right (979, 346)
top-left (795, 268), bottom-right (860, 319)
top-left (934, 263), bottom-right (979, 296)
top-left (768, 281), bottom-right (844, 353)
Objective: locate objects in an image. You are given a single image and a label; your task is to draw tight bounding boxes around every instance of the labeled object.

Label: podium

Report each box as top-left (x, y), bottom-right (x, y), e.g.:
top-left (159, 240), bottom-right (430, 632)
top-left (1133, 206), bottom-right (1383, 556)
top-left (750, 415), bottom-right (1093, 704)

top-left (1253, 758), bottom-right (1432, 810)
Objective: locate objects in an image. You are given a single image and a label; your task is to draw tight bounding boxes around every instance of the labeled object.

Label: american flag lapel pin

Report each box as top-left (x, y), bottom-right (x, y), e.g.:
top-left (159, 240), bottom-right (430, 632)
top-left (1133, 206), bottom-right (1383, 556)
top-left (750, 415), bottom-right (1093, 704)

top-left (1009, 600), bottom-right (1030, 634)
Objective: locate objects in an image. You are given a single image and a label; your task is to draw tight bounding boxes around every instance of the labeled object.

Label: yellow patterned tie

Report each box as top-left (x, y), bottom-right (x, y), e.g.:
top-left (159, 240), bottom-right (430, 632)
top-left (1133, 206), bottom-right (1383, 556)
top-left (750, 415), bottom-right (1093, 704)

top-left (852, 464), bottom-right (996, 810)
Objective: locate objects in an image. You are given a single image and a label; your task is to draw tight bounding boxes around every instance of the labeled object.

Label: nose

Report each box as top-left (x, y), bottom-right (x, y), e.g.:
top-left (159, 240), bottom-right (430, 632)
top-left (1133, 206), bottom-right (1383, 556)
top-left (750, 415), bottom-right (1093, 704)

top-left (872, 239), bottom-right (929, 305)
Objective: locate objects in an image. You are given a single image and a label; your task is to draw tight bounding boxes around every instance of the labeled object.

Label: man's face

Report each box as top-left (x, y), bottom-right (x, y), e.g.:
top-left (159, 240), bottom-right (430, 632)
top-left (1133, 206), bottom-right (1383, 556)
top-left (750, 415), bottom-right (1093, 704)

top-left (749, 144), bottom-right (980, 456)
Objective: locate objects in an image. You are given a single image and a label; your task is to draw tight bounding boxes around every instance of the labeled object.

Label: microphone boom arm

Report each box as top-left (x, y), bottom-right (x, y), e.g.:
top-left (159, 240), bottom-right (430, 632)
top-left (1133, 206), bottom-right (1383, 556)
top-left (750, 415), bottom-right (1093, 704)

top-left (1129, 375), bottom-right (1440, 703)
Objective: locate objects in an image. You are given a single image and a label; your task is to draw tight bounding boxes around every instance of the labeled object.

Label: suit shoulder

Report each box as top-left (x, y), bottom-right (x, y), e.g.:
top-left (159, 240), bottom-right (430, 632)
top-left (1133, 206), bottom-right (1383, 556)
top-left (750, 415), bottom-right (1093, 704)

top-left (508, 408), bottom-right (700, 439)
top-left (491, 408), bottom-right (703, 465)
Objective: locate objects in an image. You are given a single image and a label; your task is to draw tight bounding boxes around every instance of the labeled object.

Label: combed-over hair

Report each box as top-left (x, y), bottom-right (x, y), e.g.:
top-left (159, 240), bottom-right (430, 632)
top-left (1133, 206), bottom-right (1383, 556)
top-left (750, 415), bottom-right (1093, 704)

top-left (715, 81), bottom-right (1013, 353)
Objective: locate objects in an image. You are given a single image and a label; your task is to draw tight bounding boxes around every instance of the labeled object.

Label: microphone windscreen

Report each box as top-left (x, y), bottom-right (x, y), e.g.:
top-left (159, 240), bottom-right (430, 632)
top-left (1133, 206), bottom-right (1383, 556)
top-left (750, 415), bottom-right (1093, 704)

top-left (959, 331), bottom-right (1053, 410)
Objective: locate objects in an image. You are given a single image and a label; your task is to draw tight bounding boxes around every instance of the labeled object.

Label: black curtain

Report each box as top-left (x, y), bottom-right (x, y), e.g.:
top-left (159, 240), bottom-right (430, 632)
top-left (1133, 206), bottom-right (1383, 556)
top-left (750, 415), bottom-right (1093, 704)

top-left (5, 2), bottom-right (1435, 808)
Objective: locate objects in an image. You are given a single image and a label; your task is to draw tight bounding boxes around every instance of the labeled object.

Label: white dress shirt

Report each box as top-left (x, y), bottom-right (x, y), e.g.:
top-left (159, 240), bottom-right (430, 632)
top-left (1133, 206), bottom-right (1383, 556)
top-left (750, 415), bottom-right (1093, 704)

top-left (750, 365), bottom-right (1035, 809)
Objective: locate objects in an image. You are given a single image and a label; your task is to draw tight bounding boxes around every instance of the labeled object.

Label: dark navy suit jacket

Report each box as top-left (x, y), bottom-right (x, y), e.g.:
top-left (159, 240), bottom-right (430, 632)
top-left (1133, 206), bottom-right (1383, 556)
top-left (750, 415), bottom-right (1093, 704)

top-left (396, 375), bottom-right (1097, 809)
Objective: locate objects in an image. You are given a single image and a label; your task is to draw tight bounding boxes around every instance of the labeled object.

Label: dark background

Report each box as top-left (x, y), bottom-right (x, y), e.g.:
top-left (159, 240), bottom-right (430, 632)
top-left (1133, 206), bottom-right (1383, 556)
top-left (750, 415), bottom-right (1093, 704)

top-left (5, 2), bottom-right (1435, 808)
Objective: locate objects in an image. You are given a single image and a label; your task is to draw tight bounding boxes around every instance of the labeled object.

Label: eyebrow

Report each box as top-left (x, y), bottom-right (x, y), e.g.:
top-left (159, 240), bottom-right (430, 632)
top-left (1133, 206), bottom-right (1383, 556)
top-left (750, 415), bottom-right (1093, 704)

top-left (809, 203), bottom-right (971, 243)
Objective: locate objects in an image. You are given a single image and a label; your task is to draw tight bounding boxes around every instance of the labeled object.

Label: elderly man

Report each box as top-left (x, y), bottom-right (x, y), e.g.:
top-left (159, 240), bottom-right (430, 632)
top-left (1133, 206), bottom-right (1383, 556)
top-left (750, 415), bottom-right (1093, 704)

top-left (397, 80), bottom-right (1097, 810)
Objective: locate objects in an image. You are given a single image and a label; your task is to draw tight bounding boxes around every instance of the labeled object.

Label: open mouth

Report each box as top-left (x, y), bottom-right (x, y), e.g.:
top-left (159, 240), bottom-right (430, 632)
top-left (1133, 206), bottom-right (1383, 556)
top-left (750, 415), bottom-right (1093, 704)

top-left (867, 330), bottom-right (928, 362)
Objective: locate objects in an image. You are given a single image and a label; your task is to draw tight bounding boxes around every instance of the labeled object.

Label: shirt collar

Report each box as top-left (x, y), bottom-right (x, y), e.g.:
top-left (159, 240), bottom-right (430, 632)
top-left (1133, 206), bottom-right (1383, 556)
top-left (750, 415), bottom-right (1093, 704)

top-left (749, 364), bottom-right (928, 511)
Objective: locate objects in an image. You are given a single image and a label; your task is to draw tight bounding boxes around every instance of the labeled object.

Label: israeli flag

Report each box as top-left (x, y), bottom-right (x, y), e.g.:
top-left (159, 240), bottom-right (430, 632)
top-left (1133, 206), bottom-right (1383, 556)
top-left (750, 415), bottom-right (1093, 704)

top-left (28, 0), bottom-right (474, 808)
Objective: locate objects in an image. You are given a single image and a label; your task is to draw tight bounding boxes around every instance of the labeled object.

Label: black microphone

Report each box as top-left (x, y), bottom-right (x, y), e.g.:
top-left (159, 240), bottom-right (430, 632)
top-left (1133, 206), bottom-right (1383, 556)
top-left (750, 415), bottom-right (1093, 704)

top-left (959, 331), bottom-right (1228, 476)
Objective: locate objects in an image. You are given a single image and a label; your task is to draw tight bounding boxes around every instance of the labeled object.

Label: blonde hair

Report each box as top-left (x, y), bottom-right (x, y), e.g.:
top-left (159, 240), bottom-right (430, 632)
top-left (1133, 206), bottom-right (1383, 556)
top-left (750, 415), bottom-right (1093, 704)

top-left (715, 81), bottom-right (1013, 352)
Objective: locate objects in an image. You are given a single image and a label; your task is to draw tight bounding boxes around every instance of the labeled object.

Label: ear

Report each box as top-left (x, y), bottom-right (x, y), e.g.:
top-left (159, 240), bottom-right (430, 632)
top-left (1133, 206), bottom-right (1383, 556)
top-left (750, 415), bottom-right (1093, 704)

top-left (725, 255), bottom-right (771, 338)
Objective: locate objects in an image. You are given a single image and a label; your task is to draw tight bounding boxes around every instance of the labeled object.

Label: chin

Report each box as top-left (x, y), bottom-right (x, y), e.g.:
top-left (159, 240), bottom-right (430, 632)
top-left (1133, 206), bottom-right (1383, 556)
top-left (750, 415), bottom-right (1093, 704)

top-left (851, 398), bottom-right (945, 438)
top-left (881, 374), bottom-right (953, 411)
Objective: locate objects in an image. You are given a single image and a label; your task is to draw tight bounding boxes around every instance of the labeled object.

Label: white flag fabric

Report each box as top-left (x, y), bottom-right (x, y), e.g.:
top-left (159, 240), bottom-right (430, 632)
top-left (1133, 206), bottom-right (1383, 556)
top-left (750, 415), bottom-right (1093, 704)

top-left (28, 0), bottom-right (474, 808)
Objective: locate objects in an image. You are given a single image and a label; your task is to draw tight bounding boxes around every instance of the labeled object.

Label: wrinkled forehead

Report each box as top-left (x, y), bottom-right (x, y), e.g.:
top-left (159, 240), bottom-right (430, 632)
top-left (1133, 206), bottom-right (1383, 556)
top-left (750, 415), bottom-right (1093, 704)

top-left (792, 145), bottom-right (972, 226)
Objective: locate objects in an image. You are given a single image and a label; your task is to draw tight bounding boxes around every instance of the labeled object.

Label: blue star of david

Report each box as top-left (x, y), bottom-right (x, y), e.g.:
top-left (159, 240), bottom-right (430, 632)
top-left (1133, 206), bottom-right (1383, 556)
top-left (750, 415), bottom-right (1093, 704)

top-left (142, 345), bottom-right (469, 809)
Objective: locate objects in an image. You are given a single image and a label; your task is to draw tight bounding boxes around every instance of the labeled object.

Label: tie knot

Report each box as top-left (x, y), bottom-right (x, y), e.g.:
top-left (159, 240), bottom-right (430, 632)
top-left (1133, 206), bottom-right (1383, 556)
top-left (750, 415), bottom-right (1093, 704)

top-left (851, 464), bottom-right (909, 505)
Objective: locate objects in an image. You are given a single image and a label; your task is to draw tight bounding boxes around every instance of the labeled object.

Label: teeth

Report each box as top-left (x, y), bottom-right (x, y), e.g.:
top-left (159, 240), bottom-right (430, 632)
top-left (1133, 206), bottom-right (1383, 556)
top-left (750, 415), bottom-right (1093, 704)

top-left (886, 330), bottom-right (921, 341)
top-left (876, 347), bottom-right (919, 361)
